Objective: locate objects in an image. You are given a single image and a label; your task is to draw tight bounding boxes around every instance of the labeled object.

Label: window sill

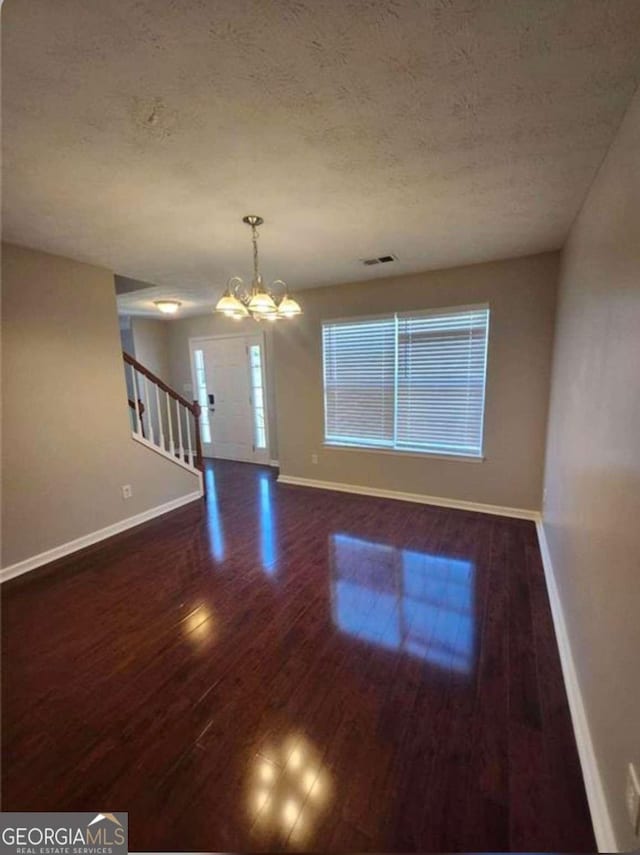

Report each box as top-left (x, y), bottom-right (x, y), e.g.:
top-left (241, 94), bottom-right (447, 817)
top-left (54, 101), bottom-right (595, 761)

top-left (322, 442), bottom-right (485, 463)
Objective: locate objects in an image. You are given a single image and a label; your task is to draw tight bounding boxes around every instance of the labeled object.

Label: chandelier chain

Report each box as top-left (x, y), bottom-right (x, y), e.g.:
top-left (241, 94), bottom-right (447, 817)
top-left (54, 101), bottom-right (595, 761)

top-left (252, 223), bottom-right (260, 285)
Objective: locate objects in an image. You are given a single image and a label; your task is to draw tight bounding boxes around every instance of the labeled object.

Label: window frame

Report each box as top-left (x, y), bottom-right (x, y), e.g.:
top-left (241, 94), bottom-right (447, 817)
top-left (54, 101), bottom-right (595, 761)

top-left (321, 304), bottom-right (490, 462)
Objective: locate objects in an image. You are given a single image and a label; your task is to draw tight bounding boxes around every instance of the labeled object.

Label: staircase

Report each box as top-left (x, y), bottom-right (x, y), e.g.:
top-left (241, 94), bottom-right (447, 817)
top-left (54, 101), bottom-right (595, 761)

top-left (123, 351), bottom-right (205, 489)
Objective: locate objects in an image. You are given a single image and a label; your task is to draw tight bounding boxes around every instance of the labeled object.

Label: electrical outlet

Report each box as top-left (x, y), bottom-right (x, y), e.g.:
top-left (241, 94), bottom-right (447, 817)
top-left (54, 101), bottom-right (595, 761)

top-left (121, 484), bottom-right (133, 499)
top-left (626, 763), bottom-right (640, 836)
top-left (311, 453), bottom-right (318, 464)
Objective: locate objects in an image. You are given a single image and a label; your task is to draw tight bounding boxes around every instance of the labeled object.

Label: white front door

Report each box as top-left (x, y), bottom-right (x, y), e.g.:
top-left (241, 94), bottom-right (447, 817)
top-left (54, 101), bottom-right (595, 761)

top-left (191, 334), bottom-right (269, 464)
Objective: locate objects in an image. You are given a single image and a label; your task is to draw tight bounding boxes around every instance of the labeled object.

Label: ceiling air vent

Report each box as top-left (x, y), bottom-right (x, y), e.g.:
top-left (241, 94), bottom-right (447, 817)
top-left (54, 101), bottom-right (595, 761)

top-left (361, 254), bottom-right (397, 266)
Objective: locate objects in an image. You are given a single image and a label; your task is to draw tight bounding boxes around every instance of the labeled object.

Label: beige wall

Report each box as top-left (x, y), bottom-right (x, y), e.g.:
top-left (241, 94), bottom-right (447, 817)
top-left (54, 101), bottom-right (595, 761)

top-left (274, 252), bottom-right (558, 511)
top-left (167, 313), bottom-right (279, 461)
top-left (131, 317), bottom-right (171, 382)
top-left (542, 88), bottom-right (640, 851)
top-left (1, 244), bottom-right (200, 569)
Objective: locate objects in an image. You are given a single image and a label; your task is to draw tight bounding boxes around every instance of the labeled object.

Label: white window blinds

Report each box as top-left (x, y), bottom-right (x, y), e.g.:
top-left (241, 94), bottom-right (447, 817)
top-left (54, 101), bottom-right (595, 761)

top-left (323, 318), bottom-right (395, 448)
top-left (396, 307), bottom-right (489, 457)
top-left (322, 305), bottom-right (489, 458)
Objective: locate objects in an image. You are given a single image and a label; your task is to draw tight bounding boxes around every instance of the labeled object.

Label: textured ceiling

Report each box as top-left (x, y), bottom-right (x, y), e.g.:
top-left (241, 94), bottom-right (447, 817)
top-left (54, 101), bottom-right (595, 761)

top-left (3, 0), bottom-right (640, 317)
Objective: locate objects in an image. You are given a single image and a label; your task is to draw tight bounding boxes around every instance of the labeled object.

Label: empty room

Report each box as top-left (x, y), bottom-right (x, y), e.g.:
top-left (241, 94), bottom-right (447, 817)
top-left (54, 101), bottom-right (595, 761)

top-left (1, 1), bottom-right (639, 852)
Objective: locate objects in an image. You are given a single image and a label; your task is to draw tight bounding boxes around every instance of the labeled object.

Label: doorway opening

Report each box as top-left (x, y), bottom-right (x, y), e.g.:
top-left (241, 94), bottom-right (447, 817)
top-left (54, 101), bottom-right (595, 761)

top-left (190, 333), bottom-right (270, 464)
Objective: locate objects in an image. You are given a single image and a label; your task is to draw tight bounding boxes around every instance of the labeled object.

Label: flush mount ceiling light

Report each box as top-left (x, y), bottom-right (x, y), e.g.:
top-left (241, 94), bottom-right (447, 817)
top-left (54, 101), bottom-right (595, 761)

top-left (154, 299), bottom-right (182, 315)
top-left (215, 215), bottom-right (302, 322)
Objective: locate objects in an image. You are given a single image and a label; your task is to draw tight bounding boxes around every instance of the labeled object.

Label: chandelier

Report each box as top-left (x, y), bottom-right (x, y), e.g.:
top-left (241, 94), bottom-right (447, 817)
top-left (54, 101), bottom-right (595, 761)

top-left (215, 215), bottom-right (302, 321)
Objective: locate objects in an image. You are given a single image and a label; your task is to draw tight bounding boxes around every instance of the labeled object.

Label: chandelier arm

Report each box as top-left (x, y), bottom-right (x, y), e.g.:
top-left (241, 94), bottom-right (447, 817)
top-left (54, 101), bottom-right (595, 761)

top-left (228, 275), bottom-right (250, 305)
top-left (269, 279), bottom-right (288, 302)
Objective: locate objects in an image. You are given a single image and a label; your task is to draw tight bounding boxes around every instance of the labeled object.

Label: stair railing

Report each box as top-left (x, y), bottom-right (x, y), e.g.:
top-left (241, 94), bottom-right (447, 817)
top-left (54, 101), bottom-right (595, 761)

top-left (123, 351), bottom-right (203, 474)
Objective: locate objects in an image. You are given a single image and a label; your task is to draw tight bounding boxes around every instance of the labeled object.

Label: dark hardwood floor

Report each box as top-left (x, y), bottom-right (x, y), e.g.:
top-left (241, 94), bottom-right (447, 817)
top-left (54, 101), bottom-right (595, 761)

top-left (1, 460), bottom-right (594, 852)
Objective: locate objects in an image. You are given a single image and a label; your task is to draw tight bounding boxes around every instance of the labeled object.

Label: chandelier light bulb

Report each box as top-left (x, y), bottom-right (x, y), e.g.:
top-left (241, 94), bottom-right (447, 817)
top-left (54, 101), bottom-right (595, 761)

top-left (278, 295), bottom-right (302, 318)
top-left (215, 291), bottom-right (248, 318)
top-left (248, 290), bottom-right (278, 315)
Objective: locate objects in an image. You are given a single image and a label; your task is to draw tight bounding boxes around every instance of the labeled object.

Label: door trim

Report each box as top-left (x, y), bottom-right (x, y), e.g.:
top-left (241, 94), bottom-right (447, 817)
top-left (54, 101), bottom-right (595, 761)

top-left (189, 332), bottom-right (270, 463)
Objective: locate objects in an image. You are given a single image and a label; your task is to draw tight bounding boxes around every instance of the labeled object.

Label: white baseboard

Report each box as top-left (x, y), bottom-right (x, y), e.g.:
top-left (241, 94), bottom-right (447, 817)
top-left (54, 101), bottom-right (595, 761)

top-left (1, 490), bottom-right (204, 584)
top-left (269, 459), bottom-right (280, 468)
top-left (277, 474), bottom-right (539, 520)
top-left (536, 520), bottom-right (617, 853)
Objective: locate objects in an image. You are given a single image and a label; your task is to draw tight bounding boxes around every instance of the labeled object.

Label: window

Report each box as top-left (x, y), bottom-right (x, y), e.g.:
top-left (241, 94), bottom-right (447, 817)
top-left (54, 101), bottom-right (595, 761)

top-left (249, 344), bottom-right (267, 450)
top-left (193, 349), bottom-right (212, 444)
top-left (322, 305), bottom-right (489, 458)
top-left (323, 317), bottom-right (396, 448)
